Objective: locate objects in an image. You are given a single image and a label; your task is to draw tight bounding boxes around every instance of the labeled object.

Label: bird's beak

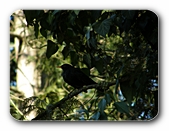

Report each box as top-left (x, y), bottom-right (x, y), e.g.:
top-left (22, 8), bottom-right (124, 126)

top-left (57, 66), bottom-right (61, 68)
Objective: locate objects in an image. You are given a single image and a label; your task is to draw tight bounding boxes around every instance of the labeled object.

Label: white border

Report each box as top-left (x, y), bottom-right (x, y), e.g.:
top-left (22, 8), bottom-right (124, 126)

top-left (1, 0), bottom-right (167, 130)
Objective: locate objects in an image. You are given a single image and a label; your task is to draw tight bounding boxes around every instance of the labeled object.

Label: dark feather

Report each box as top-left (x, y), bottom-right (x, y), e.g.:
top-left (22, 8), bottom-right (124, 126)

top-left (60, 64), bottom-right (96, 92)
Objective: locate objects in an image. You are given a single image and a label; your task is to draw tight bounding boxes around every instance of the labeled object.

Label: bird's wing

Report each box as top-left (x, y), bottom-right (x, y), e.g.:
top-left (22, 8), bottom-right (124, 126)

top-left (73, 68), bottom-right (96, 85)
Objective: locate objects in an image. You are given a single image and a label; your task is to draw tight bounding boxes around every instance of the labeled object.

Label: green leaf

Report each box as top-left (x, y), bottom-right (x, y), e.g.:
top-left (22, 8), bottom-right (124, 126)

top-left (98, 98), bottom-right (106, 114)
top-left (95, 58), bottom-right (104, 74)
top-left (83, 109), bottom-right (89, 119)
top-left (62, 44), bottom-right (70, 60)
top-left (91, 10), bottom-right (102, 21)
top-left (99, 111), bottom-right (108, 120)
top-left (76, 108), bottom-right (89, 119)
top-left (89, 37), bottom-right (97, 49)
top-left (114, 102), bottom-right (130, 114)
top-left (47, 13), bottom-right (54, 25)
top-left (40, 27), bottom-right (47, 38)
top-left (83, 53), bottom-right (91, 68)
top-left (66, 28), bottom-right (76, 38)
top-left (93, 18), bottom-right (112, 37)
top-left (115, 79), bottom-right (119, 93)
top-left (70, 51), bottom-right (79, 66)
top-left (135, 78), bottom-right (141, 89)
top-left (121, 10), bottom-right (135, 20)
top-left (84, 26), bottom-right (92, 40)
top-left (74, 10), bottom-right (80, 16)
top-left (84, 24), bottom-right (92, 48)
top-left (68, 13), bottom-right (76, 26)
top-left (34, 22), bottom-right (39, 38)
top-left (120, 76), bottom-right (136, 104)
top-left (40, 18), bottom-right (50, 30)
top-left (105, 94), bottom-right (111, 105)
top-left (90, 111), bottom-right (100, 120)
top-left (52, 10), bottom-right (60, 15)
top-left (117, 64), bottom-right (124, 78)
top-left (46, 40), bottom-right (59, 59)
top-left (57, 32), bottom-right (64, 43)
top-left (23, 10), bottom-right (37, 26)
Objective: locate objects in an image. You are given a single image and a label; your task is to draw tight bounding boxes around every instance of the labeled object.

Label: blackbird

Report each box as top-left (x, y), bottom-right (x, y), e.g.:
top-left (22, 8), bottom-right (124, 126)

top-left (58, 64), bottom-right (96, 92)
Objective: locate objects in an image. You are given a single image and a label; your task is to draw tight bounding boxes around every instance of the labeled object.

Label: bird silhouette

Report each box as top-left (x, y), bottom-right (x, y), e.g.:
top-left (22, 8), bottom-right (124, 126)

top-left (58, 64), bottom-right (96, 92)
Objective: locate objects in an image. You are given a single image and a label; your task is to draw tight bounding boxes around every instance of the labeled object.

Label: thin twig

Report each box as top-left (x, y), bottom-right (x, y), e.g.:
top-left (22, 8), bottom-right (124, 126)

top-left (32, 82), bottom-right (115, 120)
top-left (10, 99), bottom-right (27, 120)
top-left (32, 76), bottom-right (128, 120)
top-left (83, 89), bottom-right (97, 105)
top-left (59, 107), bottom-right (69, 119)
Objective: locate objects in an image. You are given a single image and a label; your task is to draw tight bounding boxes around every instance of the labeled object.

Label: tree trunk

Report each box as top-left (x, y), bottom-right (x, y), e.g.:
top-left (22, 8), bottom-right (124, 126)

top-left (13, 10), bottom-right (41, 120)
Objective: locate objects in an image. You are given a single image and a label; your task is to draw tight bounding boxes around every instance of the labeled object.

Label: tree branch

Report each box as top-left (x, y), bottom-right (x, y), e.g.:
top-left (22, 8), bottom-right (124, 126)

top-left (10, 32), bottom-right (23, 41)
top-left (32, 77), bottom-right (128, 120)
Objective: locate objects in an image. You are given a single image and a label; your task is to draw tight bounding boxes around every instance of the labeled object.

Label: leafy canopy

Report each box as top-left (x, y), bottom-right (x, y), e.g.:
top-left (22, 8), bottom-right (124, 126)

top-left (11, 10), bottom-right (158, 121)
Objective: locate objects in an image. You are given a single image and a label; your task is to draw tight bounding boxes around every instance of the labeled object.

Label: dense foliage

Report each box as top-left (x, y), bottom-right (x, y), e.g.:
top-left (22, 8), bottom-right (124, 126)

top-left (10, 10), bottom-right (158, 121)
